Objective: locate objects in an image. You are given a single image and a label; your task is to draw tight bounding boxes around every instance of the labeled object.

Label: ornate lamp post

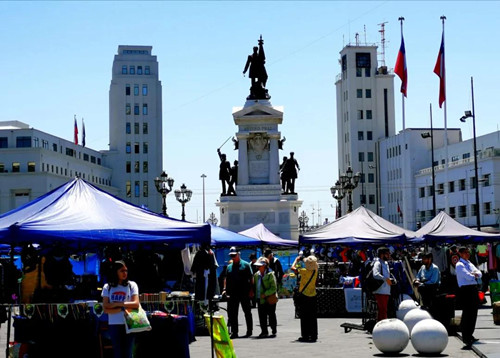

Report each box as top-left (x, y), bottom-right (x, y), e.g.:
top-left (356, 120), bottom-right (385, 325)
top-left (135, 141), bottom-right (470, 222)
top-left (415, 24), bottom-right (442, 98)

top-left (207, 212), bottom-right (218, 225)
top-left (298, 210), bottom-right (309, 233)
top-left (339, 166), bottom-right (361, 213)
top-left (175, 183), bottom-right (193, 221)
top-left (330, 180), bottom-right (346, 218)
top-left (460, 76), bottom-right (480, 231)
top-left (154, 171), bottom-right (174, 216)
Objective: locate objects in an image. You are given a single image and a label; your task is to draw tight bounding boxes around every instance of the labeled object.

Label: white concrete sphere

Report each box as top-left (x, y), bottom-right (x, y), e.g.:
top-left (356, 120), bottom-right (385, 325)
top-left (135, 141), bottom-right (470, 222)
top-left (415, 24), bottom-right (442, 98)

top-left (401, 294), bottom-right (413, 301)
top-left (372, 319), bottom-right (410, 354)
top-left (411, 319), bottom-right (448, 354)
top-left (403, 308), bottom-right (432, 334)
top-left (396, 299), bottom-right (418, 320)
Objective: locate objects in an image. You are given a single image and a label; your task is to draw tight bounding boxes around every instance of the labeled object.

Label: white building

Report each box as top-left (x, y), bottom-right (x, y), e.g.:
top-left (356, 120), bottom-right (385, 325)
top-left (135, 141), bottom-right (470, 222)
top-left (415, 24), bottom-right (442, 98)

top-left (335, 43), bottom-right (396, 215)
top-left (0, 120), bottom-right (115, 214)
top-left (104, 46), bottom-right (163, 213)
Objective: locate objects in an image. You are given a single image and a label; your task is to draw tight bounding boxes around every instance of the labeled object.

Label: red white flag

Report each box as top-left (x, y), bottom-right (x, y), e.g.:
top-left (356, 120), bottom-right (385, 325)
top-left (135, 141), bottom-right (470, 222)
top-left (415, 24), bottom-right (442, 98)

top-left (394, 34), bottom-right (407, 97)
top-left (74, 115), bottom-right (78, 145)
top-left (433, 32), bottom-right (446, 108)
top-left (397, 201), bottom-right (403, 218)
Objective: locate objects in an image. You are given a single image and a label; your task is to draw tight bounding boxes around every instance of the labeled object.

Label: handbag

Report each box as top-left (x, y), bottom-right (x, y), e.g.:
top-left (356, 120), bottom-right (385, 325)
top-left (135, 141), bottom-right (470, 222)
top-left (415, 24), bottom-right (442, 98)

top-left (124, 305), bottom-right (152, 334)
top-left (261, 273), bottom-right (279, 305)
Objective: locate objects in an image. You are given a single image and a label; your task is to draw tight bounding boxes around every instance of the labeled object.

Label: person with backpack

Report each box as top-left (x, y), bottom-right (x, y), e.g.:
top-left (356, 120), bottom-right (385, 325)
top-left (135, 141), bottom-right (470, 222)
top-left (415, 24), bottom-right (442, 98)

top-left (372, 247), bottom-right (395, 321)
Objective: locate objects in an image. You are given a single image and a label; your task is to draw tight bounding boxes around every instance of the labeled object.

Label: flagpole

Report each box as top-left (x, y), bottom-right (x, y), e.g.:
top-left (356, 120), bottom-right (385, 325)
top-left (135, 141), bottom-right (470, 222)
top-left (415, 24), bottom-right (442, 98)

top-left (398, 16), bottom-right (407, 227)
top-left (440, 15), bottom-right (449, 213)
top-left (398, 17), bottom-right (406, 131)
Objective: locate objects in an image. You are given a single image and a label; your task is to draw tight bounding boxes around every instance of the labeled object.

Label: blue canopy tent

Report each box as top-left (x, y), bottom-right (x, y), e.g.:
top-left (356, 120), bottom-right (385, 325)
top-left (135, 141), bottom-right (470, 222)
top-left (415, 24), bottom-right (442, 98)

top-left (210, 224), bottom-right (261, 246)
top-left (413, 211), bottom-right (500, 243)
top-left (0, 178), bottom-right (210, 248)
top-left (238, 223), bottom-right (298, 247)
top-left (300, 206), bottom-right (416, 245)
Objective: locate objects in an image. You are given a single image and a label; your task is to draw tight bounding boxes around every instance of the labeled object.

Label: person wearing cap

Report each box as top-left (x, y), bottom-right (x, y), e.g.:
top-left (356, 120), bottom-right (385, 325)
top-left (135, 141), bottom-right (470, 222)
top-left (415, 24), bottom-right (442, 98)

top-left (253, 257), bottom-right (278, 338)
top-left (291, 254), bottom-right (318, 342)
top-left (455, 246), bottom-right (482, 349)
top-left (264, 248), bottom-right (284, 289)
top-left (372, 247), bottom-right (394, 321)
top-left (223, 247), bottom-right (254, 339)
top-left (413, 252), bottom-right (440, 310)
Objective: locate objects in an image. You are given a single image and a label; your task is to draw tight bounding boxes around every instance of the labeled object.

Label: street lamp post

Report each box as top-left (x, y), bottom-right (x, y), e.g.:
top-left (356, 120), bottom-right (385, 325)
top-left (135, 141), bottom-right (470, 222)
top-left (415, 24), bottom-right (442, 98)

top-left (201, 174), bottom-right (207, 222)
top-left (339, 167), bottom-right (361, 213)
top-left (460, 76), bottom-right (480, 231)
top-left (330, 180), bottom-right (345, 218)
top-left (154, 171), bottom-right (174, 216)
top-left (298, 210), bottom-right (309, 233)
top-left (175, 183), bottom-right (193, 221)
top-left (421, 103), bottom-right (437, 217)
top-left (207, 212), bottom-right (218, 225)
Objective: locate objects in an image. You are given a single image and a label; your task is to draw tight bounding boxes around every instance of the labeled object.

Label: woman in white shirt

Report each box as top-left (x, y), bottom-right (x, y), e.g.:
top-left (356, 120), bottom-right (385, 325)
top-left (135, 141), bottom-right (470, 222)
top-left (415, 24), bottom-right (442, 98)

top-left (102, 260), bottom-right (140, 358)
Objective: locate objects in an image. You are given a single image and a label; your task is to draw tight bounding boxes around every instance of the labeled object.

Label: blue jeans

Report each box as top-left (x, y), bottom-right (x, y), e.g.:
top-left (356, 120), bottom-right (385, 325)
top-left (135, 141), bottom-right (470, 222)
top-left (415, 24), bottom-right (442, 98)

top-left (108, 324), bottom-right (135, 358)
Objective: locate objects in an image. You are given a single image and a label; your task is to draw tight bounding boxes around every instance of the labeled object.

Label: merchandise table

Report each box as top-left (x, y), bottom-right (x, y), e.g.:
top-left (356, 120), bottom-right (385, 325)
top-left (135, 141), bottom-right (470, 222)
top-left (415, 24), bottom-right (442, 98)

top-left (316, 287), bottom-right (363, 317)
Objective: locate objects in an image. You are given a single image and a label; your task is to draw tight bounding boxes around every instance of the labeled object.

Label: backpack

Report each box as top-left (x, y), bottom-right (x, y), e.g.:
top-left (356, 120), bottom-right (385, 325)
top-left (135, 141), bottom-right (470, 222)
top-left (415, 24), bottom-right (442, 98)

top-left (363, 261), bottom-right (384, 292)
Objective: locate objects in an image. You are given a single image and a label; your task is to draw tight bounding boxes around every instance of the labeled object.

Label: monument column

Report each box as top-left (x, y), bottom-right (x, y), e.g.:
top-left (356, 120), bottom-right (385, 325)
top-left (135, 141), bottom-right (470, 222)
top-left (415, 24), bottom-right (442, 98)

top-left (269, 135), bottom-right (280, 185)
top-left (238, 136), bottom-right (249, 185)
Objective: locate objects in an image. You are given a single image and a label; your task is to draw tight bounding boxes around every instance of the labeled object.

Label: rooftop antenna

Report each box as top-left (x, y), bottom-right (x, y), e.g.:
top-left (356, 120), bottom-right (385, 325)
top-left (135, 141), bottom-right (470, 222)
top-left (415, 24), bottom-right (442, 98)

top-left (355, 32), bottom-right (359, 46)
top-left (364, 25), bottom-right (367, 44)
top-left (378, 21), bottom-right (388, 67)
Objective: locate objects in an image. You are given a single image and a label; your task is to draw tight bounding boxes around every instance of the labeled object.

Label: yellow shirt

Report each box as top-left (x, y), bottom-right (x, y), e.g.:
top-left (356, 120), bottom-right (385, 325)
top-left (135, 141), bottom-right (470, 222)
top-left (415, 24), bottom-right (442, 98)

top-left (298, 268), bottom-right (317, 297)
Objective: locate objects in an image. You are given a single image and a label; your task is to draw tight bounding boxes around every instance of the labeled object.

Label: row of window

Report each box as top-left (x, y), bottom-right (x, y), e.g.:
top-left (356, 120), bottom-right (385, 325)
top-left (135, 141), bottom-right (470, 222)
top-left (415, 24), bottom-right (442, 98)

top-left (125, 142), bottom-right (148, 154)
top-left (417, 202), bottom-right (493, 220)
top-left (126, 122), bottom-right (148, 135)
top-left (122, 65), bottom-right (150, 75)
top-left (125, 84), bottom-right (148, 96)
top-left (357, 131), bottom-right (373, 141)
top-left (388, 168), bottom-right (402, 181)
top-left (126, 181), bottom-right (149, 198)
top-left (357, 110), bottom-right (373, 120)
top-left (360, 194), bottom-right (376, 205)
top-left (126, 161), bottom-right (148, 173)
top-left (359, 172), bottom-right (375, 184)
top-left (358, 152), bottom-right (374, 162)
top-left (388, 190), bottom-right (403, 204)
top-left (126, 103), bottom-right (148, 115)
top-left (418, 174), bottom-right (491, 197)
top-left (357, 89), bottom-right (372, 98)
top-left (387, 145), bottom-right (402, 158)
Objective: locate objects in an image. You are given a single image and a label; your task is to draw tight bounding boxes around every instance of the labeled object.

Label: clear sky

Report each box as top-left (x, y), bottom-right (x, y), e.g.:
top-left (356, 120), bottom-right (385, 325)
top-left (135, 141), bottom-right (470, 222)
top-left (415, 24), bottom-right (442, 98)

top-left (1, 1), bottom-right (499, 225)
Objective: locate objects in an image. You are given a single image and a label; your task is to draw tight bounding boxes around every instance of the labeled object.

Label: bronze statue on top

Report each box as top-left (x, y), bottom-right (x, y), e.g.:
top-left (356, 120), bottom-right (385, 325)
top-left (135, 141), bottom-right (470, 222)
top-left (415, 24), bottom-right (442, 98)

top-left (243, 35), bottom-right (270, 100)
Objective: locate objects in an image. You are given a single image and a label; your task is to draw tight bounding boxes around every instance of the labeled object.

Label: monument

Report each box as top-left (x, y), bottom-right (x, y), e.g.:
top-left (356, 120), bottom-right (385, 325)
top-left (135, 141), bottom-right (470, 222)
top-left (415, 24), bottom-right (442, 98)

top-left (216, 36), bottom-right (302, 240)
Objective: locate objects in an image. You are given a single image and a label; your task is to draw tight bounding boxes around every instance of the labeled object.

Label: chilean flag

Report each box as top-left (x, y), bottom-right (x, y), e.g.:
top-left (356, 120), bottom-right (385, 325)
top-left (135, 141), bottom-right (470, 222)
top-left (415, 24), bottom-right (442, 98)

top-left (394, 34), bottom-right (407, 97)
top-left (74, 115), bottom-right (78, 145)
top-left (433, 33), bottom-right (446, 108)
top-left (397, 201), bottom-right (403, 218)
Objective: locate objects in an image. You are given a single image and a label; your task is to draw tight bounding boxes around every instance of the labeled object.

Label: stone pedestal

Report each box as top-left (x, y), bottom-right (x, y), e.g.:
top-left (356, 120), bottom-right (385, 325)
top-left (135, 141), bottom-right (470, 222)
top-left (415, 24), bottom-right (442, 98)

top-left (216, 100), bottom-right (302, 240)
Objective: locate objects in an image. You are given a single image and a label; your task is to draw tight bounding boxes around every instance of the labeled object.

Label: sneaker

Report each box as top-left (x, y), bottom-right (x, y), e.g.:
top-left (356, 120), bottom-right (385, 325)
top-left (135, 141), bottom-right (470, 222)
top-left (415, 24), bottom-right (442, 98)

top-left (258, 332), bottom-right (269, 338)
top-left (297, 337), bottom-right (308, 342)
top-left (244, 331), bottom-right (252, 338)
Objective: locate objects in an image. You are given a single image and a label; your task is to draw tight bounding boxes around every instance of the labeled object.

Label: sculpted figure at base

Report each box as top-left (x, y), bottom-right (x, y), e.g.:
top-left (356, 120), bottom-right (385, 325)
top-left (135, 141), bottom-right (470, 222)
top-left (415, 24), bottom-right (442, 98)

top-left (217, 148), bottom-right (231, 196)
top-left (227, 160), bottom-right (238, 196)
top-left (283, 152), bottom-right (300, 194)
top-left (243, 35), bottom-right (270, 100)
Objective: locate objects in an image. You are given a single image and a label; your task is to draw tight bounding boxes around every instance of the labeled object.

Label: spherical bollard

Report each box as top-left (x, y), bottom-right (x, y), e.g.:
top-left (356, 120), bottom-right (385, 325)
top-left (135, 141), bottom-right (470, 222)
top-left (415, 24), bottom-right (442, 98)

top-left (372, 318), bottom-right (410, 354)
top-left (403, 308), bottom-right (432, 334)
top-left (411, 319), bottom-right (448, 354)
top-left (396, 299), bottom-right (418, 320)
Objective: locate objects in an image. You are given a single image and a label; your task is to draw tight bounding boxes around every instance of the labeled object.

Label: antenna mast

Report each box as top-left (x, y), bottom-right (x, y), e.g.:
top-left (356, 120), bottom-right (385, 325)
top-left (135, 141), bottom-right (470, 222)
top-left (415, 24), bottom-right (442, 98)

top-left (378, 22), bottom-right (388, 67)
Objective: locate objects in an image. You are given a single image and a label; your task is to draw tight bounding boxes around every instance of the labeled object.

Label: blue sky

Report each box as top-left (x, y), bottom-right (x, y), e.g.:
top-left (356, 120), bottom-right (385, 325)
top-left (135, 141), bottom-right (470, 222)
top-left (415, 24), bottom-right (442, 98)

top-left (1, 1), bottom-right (499, 224)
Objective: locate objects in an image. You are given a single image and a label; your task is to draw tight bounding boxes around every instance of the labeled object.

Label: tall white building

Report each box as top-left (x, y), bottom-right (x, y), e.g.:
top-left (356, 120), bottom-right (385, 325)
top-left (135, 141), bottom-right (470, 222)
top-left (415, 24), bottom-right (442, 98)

top-left (104, 46), bottom-right (163, 213)
top-left (335, 43), bottom-right (396, 214)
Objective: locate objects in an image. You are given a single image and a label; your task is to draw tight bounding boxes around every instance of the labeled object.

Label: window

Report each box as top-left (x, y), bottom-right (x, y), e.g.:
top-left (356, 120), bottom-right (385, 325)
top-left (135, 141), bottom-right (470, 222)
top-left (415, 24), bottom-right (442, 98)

top-left (483, 174), bottom-right (490, 186)
top-left (12, 162), bottom-right (20, 172)
top-left (134, 142), bottom-right (140, 154)
top-left (122, 65), bottom-right (127, 74)
top-left (126, 161), bottom-right (131, 173)
top-left (366, 110), bottom-right (373, 119)
top-left (83, 153), bottom-right (89, 161)
top-left (449, 181), bottom-right (455, 193)
top-left (143, 123), bottom-right (148, 134)
top-left (365, 89), bottom-right (372, 98)
top-left (126, 103), bottom-right (131, 115)
top-left (143, 161), bottom-right (148, 173)
top-left (358, 152), bottom-right (365, 162)
top-left (97, 158), bottom-right (101, 165)
top-left (126, 122), bottom-right (131, 134)
top-left (134, 181), bottom-right (140, 197)
top-left (134, 104), bottom-right (139, 115)
top-left (143, 181), bottom-right (148, 197)
top-left (143, 104), bottom-right (148, 115)
top-left (0, 163), bottom-right (4, 172)
top-left (462, 152), bottom-right (471, 159)
top-left (357, 110), bottom-right (363, 120)
top-left (126, 181), bottom-right (131, 198)
top-left (137, 66), bottom-right (143, 75)
top-left (451, 155), bottom-right (459, 162)
top-left (356, 68), bottom-right (362, 77)
top-left (369, 194), bottom-right (375, 204)
top-left (126, 84), bottom-right (130, 96)
top-left (66, 148), bottom-right (74, 156)
top-left (427, 185), bottom-right (434, 197)
top-left (143, 142), bottom-right (148, 154)
top-left (360, 194), bottom-right (366, 204)
top-left (367, 152), bottom-right (374, 162)
top-left (145, 66), bottom-right (150, 75)
top-left (357, 89), bottom-right (362, 98)
top-left (449, 207), bottom-right (456, 218)
top-left (471, 204), bottom-right (477, 217)
top-left (27, 162), bottom-right (35, 172)
top-left (367, 131), bottom-right (373, 140)
top-left (437, 183), bottom-right (444, 194)
top-left (484, 202), bottom-right (491, 215)
top-left (0, 137), bottom-right (8, 148)
top-left (42, 140), bottom-right (48, 149)
top-left (459, 179), bottom-right (466, 191)
top-left (458, 205), bottom-right (467, 218)
top-left (142, 85), bottom-right (148, 96)
top-left (368, 173), bottom-right (374, 183)
top-left (365, 67), bottom-right (371, 77)
top-left (356, 52), bottom-right (371, 68)
top-left (358, 131), bottom-right (364, 140)
top-left (134, 161), bottom-right (139, 173)
top-left (470, 176), bottom-right (477, 189)
top-left (90, 156), bottom-right (96, 164)
top-left (16, 136), bottom-right (31, 148)
top-left (126, 142), bottom-right (131, 153)
top-left (129, 66), bottom-right (135, 75)
top-left (134, 84), bottom-right (139, 96)
top-left (419, 187), bottom-right (425, 198)
top-left (134, 123), bottom-right (139, 134)
top-left (360, 173), bottom-right (365, 183)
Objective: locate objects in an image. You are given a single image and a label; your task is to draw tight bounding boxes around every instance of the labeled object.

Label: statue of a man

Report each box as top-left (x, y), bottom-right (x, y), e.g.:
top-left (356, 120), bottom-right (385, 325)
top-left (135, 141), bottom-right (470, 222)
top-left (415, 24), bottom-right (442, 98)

top-left (217, 149), bottom-right (231, 196)
top-left (283, 152), bottom-right (300, 194)
top-left (243, 35), bottom-right (269, 100)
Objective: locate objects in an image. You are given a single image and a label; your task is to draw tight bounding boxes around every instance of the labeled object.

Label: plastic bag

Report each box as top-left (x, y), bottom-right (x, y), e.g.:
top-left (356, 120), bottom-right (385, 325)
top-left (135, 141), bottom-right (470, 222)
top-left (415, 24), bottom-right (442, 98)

top-left (124, 306), bottom-right (152, 334)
